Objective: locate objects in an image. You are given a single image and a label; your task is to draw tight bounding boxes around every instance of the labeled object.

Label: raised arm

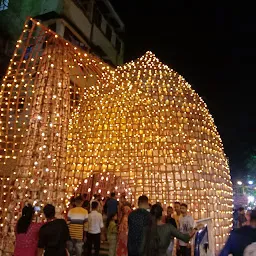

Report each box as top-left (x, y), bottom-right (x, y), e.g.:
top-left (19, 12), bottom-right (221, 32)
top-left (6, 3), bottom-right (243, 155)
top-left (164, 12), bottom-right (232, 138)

top-left (168, 224), bottom-right (191, 243)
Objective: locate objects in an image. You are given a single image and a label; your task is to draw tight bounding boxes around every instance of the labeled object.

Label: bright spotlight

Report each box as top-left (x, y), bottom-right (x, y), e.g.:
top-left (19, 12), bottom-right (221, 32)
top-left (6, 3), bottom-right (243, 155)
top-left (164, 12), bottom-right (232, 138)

top-left (237, 181), bottom-right (242, 185)
top-left (248, 181), bottom-right (253, 185)
top-left (248, 196), bottom-right (255, 203)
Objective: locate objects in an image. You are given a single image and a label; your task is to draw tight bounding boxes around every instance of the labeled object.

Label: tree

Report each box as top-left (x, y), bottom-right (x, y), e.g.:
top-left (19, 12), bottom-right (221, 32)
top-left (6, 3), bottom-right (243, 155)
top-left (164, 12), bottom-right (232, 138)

top-left (246, 148), bottom-right (256, 178)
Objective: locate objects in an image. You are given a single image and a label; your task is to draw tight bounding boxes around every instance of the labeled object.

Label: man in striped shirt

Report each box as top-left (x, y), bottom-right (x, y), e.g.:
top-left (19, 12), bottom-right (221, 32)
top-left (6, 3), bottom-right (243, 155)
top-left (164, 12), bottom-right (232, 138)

top-left (67, 196), bottom-right (88, 256)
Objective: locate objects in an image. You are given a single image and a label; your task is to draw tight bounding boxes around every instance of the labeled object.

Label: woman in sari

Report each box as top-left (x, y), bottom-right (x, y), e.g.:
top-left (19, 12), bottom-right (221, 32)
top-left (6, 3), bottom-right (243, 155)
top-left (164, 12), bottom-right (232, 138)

top-left (118, 195), bottom-right (126, 224)
top-left (116, 205), bottom-right (132, 256)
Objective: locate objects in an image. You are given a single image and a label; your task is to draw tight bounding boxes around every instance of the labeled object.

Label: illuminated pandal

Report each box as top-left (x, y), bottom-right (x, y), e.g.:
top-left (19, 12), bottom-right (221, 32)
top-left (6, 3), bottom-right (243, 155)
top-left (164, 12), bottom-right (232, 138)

top-left (0, 18), bottom-right (232, 254)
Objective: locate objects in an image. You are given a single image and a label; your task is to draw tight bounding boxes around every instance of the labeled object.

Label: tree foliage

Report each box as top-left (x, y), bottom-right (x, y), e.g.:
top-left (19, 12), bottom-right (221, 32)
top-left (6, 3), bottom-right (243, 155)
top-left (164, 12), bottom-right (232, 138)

top-left (246, 148), bottom-right (256, 177)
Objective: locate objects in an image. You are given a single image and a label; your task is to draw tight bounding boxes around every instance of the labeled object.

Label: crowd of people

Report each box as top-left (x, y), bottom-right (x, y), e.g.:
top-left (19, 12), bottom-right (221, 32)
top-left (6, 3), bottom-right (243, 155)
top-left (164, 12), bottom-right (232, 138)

top-left (13, 193), bottom-right (204, 256)
top-left (220, 209), bottom-right (256, 256)
top-left (233, 207), bottom-right (251, 228)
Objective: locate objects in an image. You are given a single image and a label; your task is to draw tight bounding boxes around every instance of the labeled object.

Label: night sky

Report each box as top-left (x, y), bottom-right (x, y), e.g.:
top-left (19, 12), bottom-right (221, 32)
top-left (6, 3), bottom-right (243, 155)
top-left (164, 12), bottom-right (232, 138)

top-left (110, 1), bottom-right (256, 178)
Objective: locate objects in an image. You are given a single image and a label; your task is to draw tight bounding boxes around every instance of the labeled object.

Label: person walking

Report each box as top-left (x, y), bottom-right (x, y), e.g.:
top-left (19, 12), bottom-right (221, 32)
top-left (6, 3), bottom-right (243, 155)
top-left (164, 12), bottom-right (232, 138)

top-left (118, 195), bottom-right (127, 224)
top-left (107, 213), bottom-right (118, 256)
top-left (238, 207), bottom-right (247, 227)
top-left (220, 210), bottom-right (256, 256)
top-left (67, 196), bottom-right (88, 256)
top-left (107, 192), bottom-right (118, 218)
top-left (37, 204), bottom-right (70, 256)
top-left (82, 193), bottom-right (90, 212)
top-left (173, 202), bottom-right (182, 256)
top-left (14, 204), bottom-right (42, 256)
top-left (96, 194), bottom-right (103, 214)
top-left (87, 201), bottom-right (104, 256)
top-left (165, 206), bottom-right (177, 256)
top-left (141, 204), bottom-right (201, 256)
top-left (128, 195), bottom-right (150, 256)
top-left (173, 202), bottom-right (182, 228)
top-left (90, 194), bottom-right (98, 211)
top-left (116, 205), bottom-right (132, 256)
top-left (178, 203), bottom-right (195, 256)
top-left (165, 206), bottom-right (177, 228)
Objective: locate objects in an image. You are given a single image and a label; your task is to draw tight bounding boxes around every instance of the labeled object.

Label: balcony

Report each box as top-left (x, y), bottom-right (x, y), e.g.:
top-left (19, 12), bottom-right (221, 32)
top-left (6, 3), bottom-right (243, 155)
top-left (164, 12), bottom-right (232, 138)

top-left (62, 0), bottom-right (124, 65)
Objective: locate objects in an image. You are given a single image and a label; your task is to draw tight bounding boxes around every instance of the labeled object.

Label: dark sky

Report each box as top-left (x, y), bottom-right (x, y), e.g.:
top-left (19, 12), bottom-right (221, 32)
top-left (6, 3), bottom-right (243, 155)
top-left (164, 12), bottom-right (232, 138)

top-left (110, 0), bottom-right (256, 178)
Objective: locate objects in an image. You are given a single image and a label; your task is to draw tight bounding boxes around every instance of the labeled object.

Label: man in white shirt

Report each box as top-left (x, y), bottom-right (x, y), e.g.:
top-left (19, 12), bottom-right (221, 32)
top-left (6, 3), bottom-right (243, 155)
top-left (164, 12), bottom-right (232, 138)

top-left (179, 203), bottom-right (195, 256)
top-left (87, 201), bottom-right (104, 256)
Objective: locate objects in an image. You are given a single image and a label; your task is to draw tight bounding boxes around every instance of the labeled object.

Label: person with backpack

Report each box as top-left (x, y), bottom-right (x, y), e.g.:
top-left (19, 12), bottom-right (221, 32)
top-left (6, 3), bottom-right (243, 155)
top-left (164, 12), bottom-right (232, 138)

top-left (220, 210), bottom-right (256, 256)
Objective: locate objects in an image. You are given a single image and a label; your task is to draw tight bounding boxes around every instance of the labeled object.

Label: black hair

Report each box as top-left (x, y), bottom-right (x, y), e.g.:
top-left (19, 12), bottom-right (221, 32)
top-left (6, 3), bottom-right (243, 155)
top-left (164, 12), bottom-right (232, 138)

top-left (180, 203), bottom-right (188, 208)
top-left (111, 192), bottom-right (115, 198)
top-left (91, 201), bottom-right (98, 210)
top-left (145, 204), bottom-right (163, 256)
top-left (106, 213), bottom-right (117, 228)
top-left (16, 204), bottom-right (34, 234)
top-left (238, 207), bottom-right (244, 212)
top-left (70, 197), bottom-right (76, 207)
top-left (138, 195), bottom-right (148, 205)
top-left (82, 200), bottom-right (90, 209)
top-left (75, 195), bottom-right (83, 204)
top-left (167, 206), bottom-right (173, 209)
top-left (43, 204), bottom-right (55, 219)
top-left (174, 201), bottom-right (180, 205)
top-left (103, 197), bottom-right (110, 214)
top-left (83, 193), bottom-right (87, 199)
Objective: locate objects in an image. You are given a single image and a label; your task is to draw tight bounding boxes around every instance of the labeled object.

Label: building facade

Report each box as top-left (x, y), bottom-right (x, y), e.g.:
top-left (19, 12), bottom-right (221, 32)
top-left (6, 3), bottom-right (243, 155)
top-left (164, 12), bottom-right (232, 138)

top-left (0, 0), bottom-right (124, 78)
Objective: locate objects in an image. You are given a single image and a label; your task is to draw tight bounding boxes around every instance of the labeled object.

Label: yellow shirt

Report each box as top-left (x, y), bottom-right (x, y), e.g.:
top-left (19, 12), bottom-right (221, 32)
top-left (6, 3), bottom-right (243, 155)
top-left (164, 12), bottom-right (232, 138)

top-left (173, 213), bottom-right (182, 228)
top-left (68, 207), bottom-right (88, 240)
top-left (107, 220), bottom-right (118, 236)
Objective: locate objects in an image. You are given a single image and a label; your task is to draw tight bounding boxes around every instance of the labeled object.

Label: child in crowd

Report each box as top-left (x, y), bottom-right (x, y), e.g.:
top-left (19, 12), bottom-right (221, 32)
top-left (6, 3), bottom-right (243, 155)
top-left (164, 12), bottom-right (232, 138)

top-left (107, 213), bottom-right (118, 256)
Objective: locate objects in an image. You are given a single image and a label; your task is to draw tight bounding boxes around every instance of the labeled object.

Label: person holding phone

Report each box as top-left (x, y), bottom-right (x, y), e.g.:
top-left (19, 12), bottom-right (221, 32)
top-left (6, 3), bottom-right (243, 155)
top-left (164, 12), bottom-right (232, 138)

top-left (14, 204), bottom-right (43, 256)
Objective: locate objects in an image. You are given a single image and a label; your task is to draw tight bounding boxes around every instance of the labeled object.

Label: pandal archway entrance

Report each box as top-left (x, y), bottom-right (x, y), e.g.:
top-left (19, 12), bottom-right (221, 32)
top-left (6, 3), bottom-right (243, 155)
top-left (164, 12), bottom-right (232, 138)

top-left (0, 18), bottom-right (233, 255)
top-left (72, 172), bottom-right (132, 202)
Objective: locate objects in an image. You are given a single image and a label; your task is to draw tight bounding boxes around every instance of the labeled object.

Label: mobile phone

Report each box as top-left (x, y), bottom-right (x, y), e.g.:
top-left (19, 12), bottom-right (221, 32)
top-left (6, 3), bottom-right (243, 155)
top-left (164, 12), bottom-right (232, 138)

top-left (34, 206), bottom-right (41, 212)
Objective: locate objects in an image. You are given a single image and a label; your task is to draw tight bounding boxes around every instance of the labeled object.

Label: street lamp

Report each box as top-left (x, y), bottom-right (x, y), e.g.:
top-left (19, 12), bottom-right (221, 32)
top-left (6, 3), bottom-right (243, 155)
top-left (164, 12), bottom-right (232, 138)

top-left (237, 181), bottom-right (243, 185)
top-left (248, 181), bottom-right (253, 185)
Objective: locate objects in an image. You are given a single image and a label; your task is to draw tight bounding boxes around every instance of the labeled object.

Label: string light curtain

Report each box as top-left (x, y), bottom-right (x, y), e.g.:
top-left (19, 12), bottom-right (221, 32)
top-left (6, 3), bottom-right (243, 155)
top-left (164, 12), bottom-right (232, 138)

top-left (0, 18), bottom-right (232, 254)
top-left (0, 18), bottom-right (110, 255)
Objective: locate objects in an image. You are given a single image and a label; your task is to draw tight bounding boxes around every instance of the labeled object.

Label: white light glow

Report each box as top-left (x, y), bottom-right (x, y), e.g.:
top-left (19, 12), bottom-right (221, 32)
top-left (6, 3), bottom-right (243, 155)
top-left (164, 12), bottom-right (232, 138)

top-left (248, 196), bottom-right (255, 203)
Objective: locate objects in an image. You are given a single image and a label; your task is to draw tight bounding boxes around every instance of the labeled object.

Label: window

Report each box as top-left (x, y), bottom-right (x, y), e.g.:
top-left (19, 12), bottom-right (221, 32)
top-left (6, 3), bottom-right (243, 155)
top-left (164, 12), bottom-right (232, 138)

top-left (94, 8), bottom-right (102, 28)
top-left (106, 24), bottom-right (112, 42)
top-left (115, 38), bottom-right (121, 54)
top-left (0, 0), bottom-right (9, 11)
top-left (48, 23), bottom-right (56, 32)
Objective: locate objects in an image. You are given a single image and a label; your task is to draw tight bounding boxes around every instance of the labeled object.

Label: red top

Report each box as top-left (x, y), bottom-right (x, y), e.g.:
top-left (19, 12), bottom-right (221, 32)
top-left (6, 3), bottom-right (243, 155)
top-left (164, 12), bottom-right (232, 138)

top-left (14, 222), bottom-right (43, 256)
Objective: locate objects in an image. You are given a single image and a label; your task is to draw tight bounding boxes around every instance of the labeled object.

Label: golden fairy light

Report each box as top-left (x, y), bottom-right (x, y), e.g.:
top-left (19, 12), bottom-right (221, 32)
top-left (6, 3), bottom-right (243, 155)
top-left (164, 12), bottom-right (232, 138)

top-left (0, 18), bottom-right (232, 254)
